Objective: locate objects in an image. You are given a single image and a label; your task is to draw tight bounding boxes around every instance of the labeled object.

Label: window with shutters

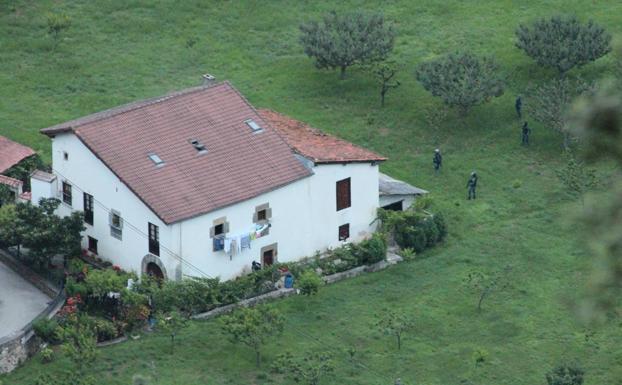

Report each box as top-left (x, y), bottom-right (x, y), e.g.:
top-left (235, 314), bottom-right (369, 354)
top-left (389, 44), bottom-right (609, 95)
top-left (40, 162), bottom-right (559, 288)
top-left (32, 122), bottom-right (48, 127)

top-left (109, 210), bottom-right (123, 240)
top-left (338, 223), bottom-right (350, 241)
top-left (148, 222), bottom-right (160, 256)
top-left (62, 181), bottom-right (72, 206)
top-left (83, 193), bottom-right (94, 225)
top-left (336, 178), bottom-right (351, 211)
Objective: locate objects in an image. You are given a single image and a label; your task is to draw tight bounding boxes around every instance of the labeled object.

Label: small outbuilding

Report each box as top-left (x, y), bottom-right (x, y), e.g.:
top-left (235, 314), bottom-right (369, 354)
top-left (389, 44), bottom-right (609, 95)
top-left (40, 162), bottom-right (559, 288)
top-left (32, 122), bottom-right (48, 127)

top-left (379, 172), bottom-right (428, 211)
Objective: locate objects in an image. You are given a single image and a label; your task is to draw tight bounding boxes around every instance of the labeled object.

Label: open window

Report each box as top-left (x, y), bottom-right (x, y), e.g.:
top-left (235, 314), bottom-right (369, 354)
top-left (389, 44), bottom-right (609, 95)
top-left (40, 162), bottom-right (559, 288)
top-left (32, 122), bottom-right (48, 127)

top-left (338, 223), bottom-right (350, 241)
top-left (88, 236), bottom-right (98, 254)
top-left (210, 217), bottom-right (230, 251)
top-left (253, 203), bottom-right (272, 234)
top-left (109, 210), bottom-right (123, 240)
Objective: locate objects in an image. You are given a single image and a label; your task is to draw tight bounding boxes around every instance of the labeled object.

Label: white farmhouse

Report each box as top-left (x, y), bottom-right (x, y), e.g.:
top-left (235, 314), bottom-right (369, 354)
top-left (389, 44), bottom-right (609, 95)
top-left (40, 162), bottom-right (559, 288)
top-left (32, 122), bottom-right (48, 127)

top-left (31, 81), bottom-right (422, 280)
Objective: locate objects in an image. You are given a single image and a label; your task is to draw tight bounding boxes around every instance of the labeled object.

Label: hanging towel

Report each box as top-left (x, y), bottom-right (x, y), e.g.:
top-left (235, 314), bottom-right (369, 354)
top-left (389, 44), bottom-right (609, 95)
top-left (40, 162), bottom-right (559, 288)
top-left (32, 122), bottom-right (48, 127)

top-left (241, 234), bottom-right (251, 250)
top-left (213, 237), bottom-right (224, 251)
top-left (250, 231), bottom-right (257, 241)
top-left (235, 235), bottom-right (242, 254)
top-left (224, 238), bottom-right (232, 253)
top-left (230, 239), bottom-right (238, 258)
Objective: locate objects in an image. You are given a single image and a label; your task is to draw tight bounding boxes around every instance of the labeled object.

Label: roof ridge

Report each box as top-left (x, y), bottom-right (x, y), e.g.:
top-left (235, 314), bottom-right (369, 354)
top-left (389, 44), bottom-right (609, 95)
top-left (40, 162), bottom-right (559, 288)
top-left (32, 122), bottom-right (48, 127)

top-left (42, 81), bottom-right (231, 134)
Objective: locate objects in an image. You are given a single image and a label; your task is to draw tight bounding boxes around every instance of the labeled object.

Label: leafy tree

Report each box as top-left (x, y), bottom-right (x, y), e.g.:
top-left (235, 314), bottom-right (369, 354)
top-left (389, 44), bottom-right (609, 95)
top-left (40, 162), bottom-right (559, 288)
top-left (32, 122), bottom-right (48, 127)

top-left (369, 61), bottom-right (401, 107)
top-left (297, 270), bottom-right (322, 296)
top-left (46, 12), bottom-right (71, 50)
top-left (556, 149), bottom-right (597, 205)
top-left (61, 317), bottom-right (97, 375)
top-left (300, 11), bottom-right (395, 79)
top-left (0, 184), bottom-right (16, 207)
top-left (524, 76), bottom-right (593, 149)
top-left (156, 309), bottom-right (188, 354)
top-left (463, 265), bottom-right (512, 312)
top-left (0, 204), bottom-right (18, 247)
top-left (220, 306), bottom-right (284, 367)
top-left (546, 363), bottom-right (585, 385)
top-left (375, 309), bottom-right (414, 350)
top-left (416, 52), bottom-right (504, 117)
top-left (516, 15), bottom-right (611, 75)
top-left (3, 154), bottom-right (44, 191)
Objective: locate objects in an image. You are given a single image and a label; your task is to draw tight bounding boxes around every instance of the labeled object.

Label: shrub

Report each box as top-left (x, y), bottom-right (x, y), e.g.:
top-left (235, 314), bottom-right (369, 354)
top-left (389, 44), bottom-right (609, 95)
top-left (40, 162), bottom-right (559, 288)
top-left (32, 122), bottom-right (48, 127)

top-left (40, 347), bottom-right (54, 363)
top-left (546, 363), bottom-right (585, 385)
top-left (33, 318), bottom-right (61, 344)
top-left (91, 317), bottom-right (118, 342)
top-left (297, 270), bottom-right (322, 296)
top-left (355, 233), bottom-right (387, 265)
top-left (432, 213), bottom-right (447, 241)
top-left (421, 218), bottom-right (440, 247)
top-left (399, 247), bottom-right (416, 261)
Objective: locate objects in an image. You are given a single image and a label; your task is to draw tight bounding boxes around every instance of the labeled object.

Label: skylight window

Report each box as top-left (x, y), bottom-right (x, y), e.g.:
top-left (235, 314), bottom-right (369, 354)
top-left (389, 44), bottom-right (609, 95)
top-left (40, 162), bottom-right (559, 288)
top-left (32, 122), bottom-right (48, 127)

top-left (245, 119), bottom-right (263, 133)
top-left (189, 139), bottom-right (207, 154)
top-left (148, 153), bottom-right (165, 167)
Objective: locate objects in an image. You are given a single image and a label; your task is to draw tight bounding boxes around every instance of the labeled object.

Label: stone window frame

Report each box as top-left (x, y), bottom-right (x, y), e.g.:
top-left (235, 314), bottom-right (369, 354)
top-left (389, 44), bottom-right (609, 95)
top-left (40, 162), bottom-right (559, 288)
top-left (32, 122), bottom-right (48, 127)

top-left (210, 216), bottom-right (230, 238)
top-left (260, 243), bottom-right (278, 266)
top-left (253, 203), bottom-right (272, 235)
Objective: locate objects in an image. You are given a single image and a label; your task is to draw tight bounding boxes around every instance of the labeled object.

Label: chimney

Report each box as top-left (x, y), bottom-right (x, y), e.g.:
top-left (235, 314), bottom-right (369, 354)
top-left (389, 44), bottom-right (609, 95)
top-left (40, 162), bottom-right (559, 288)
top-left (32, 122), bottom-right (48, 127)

top-left (202, 73), bottom-right (216, 87)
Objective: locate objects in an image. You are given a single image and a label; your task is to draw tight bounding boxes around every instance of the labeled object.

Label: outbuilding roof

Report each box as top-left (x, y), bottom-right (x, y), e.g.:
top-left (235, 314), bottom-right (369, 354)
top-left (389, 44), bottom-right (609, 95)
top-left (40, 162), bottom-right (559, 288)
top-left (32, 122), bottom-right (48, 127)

top-left (258, 109), bottom-right (387, 164)
top-left (41, 82), bottom-right (313, 224)
top-left (0, 136), bottom-right (36, 173)
top-left (0, 174), bottom-right (23, 189)
top-left (379, 173), bottom-right (428, 196)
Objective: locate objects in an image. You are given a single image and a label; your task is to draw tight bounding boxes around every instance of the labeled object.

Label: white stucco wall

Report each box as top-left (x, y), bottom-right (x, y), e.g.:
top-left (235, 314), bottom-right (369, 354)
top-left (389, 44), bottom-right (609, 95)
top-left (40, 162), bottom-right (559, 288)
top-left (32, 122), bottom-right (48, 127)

top-left (176, 162), bottom-right (379, 280)
top-left (46, 133), bottom-right (181, 279)
top-left (42, 133), bottom-right (380, 281)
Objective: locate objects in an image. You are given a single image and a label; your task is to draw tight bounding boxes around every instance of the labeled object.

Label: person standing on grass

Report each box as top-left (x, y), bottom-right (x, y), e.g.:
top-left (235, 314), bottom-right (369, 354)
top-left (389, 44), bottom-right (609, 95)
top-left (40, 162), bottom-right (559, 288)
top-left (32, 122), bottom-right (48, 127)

top-left (521, 121), bottom-right (531, 146)
top-left (467, 171), bottom-right (478, 200)
top-left (515, 96), bottom-right (522, 119)
top-left (433, 148), bottom-right (443, 174)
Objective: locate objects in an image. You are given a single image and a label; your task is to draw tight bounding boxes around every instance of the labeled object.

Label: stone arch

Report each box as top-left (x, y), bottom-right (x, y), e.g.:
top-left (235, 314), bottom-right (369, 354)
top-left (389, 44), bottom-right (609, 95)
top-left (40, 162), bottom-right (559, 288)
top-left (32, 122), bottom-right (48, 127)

top-left (141, 254), bottom-right (167, 280)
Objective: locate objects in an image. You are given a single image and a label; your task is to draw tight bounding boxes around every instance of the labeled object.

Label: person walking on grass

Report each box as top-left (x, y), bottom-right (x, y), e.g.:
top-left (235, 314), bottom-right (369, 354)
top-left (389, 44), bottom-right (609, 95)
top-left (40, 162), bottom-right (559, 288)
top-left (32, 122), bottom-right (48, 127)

top-left (467, 171), bottom-right (478, 200)
top-left (521, 121), bottom-right (531, 146)
top-left (515, 96), bottom-right (522, 119)
top-left (433, 148), bottom-right (443, 174)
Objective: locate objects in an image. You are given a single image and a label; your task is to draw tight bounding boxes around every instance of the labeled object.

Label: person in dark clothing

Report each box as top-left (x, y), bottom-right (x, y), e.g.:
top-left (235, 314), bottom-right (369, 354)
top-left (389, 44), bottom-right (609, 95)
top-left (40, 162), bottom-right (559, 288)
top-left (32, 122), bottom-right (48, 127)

top-left (521, 121), bottom-right (531, 145)
top-left (467, 171), bottom-right (478, 200)
top-left (252, 260), bottom-right (262, 272)
top-left (433, 148), bottom-right (442, 174)
top-left (515, 96), bottom-right (522, 119)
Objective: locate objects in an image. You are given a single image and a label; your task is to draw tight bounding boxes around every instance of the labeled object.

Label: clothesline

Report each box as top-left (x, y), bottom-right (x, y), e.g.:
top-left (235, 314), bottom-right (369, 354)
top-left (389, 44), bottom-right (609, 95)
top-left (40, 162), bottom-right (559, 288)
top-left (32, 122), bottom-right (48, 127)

top-left (213, 222), bottom-right (271, 257)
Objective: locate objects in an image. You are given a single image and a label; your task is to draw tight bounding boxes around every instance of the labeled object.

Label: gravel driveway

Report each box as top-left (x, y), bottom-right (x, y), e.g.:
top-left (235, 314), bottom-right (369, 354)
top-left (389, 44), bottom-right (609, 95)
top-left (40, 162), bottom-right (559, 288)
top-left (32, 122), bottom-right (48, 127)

top-left (0, 261), bottom-right (50, 340)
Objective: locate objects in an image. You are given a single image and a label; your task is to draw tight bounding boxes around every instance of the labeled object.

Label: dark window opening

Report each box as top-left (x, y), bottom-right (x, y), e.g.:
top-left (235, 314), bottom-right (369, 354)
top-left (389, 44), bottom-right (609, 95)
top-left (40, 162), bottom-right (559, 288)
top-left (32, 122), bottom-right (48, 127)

top-left (189, 139), bottom-right (207, 154)
top-left (62, 182), bottom-right (72, 206)
top-left (257, 209), bottom-right (267, 221)
top-left (336, 178), bottom-right (351, 211)
top-left (88, 236), bottom-right (98, 254)
top-left (214, 223), bottom-right (224, 236)
top-left (338, 223), bottom-right (350, 241)
top-left (83, 193), bottom-right (94, 225)
top-left (382, 200), bottom-right (403, 211)
top-left (262, 249), bottom-right (274, 266)
top-left (148, 222), bottom-right (160, 256)
top-left (63, 152), bottom-right (69, 161)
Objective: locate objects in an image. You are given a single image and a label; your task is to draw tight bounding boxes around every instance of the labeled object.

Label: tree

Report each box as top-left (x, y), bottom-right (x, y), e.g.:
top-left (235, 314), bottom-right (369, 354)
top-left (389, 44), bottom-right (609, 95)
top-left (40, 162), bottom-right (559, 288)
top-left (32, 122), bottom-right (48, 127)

top-left (546, 363), bottom-right (585, 385)
top-left (46, 12), bottom-right (71, 50)
top-left (375, 309), bottom-right (414, 350)
top-left (369, 61), bottom-right (401, 107)
top-left (524, 76), bottom-right (593, 149)
top-left (156, 309), bottom-right (188, 354)
top-left (416, 52), bottom-right (504, 117)
top-left (299, 11), bottom-right (395, 79)
top-left (463, 265), bottom-right (512, 312)
top-left (556, 149), bottom-right (597, 205)
top-left (516, 15), bottom-right (611, 76)
top-left (220, 306), bottom-right (284, 367)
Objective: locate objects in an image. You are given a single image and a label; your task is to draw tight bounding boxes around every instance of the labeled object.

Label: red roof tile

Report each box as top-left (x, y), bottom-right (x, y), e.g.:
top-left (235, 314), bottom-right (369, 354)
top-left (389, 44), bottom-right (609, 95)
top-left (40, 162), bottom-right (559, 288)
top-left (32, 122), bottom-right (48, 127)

top-left (0, 174), bottom-right (23, 188)
top-left (19, 191), bottom-right (31, 201)
top-left (258, 110), bottom-right (387, 164)
top-left (41, 82), bottom-right (312, 224)
top-left (0, 136), bottom-right (36, 173)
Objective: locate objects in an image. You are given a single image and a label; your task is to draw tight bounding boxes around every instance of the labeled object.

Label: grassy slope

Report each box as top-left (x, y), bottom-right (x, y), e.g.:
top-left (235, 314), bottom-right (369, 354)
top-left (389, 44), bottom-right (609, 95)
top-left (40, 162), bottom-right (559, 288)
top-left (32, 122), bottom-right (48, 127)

top-left (1, 1), bottom-right (621, 384)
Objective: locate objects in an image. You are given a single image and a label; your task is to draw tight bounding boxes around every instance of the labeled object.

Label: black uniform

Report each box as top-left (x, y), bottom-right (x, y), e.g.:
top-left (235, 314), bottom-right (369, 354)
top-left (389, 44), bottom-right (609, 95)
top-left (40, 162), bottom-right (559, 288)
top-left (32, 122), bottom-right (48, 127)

top-left (521, 122), bottom-right (531, 145)
top-left (433, 151), bottom-right (442, 173)
top-left (515, 96), bottom-right (522, 119)
top-left (467, 173), bottom-right (478, 200)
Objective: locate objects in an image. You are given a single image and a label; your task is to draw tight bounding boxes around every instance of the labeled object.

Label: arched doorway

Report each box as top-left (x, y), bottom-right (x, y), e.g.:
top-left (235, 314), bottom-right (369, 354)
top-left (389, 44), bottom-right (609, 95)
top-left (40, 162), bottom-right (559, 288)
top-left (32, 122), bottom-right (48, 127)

top-left (146, 262), bottom-right (164, 280)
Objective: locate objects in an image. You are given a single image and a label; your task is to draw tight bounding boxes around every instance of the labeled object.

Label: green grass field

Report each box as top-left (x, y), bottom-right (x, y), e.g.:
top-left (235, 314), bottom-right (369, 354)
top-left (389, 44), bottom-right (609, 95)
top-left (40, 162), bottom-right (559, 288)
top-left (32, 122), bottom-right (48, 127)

top-left (1, 1), bottom-right (621, 384)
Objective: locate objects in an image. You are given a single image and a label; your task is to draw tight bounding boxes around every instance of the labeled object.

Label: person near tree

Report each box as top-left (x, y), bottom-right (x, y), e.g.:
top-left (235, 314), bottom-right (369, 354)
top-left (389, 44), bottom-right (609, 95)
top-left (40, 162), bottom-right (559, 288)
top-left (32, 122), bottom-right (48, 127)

top-left (433, 148), bottom-right (443, 174)
top-left (521, 121), bottom-right (531, 145)
top-left (467, 171), bottom-right (478, 200)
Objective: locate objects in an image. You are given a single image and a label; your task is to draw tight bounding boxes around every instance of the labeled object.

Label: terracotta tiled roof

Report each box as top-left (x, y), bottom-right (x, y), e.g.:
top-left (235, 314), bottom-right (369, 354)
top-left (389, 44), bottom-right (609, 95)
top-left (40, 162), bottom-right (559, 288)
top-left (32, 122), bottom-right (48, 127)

top-left (41, 82), bottom-right (312, 224)
top-left (19, 191), bottom-right (31, 201)
top-left (0, 174), bottom-right (23, 188)
top-left (258, 109), bottom-right (387, 164)
top-left (0, 136), bottom-right (36, 173)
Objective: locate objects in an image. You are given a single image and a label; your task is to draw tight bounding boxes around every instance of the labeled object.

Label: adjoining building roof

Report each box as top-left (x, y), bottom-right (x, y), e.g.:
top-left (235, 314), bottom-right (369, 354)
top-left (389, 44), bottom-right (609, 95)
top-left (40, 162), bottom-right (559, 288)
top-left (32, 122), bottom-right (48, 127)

top-left (0, 136), bottom-right (36, 174)
top-left (31, 170), bottom-right (57, 183)
top-left (379, 173), bottom-right (427, 196)
top-left (0, 174), bottom-right (23, 189)
top-left (258, 109), bottom-right (387, 164)
top-left (41, 82), bottom-right (313, 224)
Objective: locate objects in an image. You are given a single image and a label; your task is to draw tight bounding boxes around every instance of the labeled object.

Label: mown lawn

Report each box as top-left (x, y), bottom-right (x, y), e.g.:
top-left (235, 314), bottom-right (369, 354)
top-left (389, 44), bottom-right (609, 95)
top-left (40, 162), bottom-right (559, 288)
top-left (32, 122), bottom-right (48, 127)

top-left (1, 1), bottom-right (621, 384)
